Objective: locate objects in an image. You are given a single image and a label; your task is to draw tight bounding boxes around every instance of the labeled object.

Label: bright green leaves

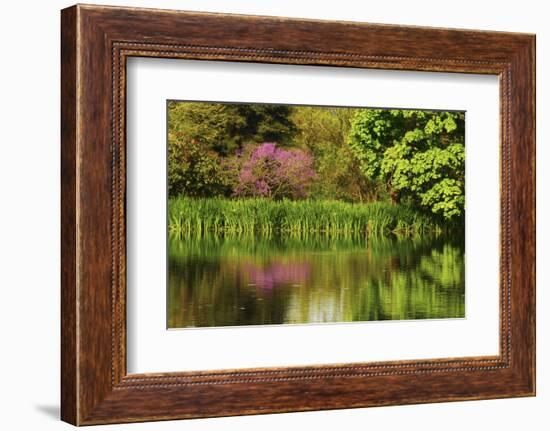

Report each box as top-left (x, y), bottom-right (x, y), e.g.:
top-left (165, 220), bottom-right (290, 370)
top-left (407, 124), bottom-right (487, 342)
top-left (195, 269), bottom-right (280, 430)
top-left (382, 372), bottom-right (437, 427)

top-left (348, 109), bottom-right (398, 180)
top-left (420, 178), bottom-right (465, 220)
top-left (381, 143), bottom-right (412, 192)
top-left (424, 113), bottom-right (458, 135)
top-left (349, 109), bottom-right (465, 221)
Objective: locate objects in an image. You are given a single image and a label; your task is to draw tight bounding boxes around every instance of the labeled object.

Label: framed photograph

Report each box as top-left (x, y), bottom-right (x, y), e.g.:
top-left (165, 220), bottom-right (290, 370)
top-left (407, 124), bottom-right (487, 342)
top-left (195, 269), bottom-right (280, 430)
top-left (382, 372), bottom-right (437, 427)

top-left (61, 4), bottom-right (535, 425)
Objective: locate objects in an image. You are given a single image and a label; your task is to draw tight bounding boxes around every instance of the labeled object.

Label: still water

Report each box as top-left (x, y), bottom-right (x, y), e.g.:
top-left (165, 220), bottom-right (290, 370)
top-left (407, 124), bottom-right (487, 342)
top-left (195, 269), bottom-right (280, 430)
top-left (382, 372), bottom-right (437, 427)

top-left (167, 234), bottom-right (465, 328)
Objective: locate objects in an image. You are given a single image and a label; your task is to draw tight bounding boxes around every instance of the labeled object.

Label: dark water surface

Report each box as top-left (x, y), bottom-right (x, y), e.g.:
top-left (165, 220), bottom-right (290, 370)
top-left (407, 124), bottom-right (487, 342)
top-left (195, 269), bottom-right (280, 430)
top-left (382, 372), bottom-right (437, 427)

top-left (167, 234), bottom-right (465, 328)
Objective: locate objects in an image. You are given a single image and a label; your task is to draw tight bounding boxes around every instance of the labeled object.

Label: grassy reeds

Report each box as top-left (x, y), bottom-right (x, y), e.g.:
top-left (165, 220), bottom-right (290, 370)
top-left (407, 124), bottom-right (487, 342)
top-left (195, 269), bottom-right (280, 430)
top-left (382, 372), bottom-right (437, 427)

top-left (168, 197), bottom-right (450, 237)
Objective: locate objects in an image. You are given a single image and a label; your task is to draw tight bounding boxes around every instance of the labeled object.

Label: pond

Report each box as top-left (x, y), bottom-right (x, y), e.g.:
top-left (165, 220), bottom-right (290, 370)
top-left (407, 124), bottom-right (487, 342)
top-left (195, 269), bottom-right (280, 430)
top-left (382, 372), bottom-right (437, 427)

top-left (167, 234), bottom-right (465, 328)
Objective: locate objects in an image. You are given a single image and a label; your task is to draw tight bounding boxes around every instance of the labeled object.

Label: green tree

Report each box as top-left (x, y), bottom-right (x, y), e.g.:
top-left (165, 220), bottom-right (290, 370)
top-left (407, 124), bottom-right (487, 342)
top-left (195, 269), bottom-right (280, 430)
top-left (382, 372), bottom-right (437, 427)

top-left (168, 137), bottom-right (227, 198)
top-left (348, 109), bottom-right (465, 220)
top-left (168, 102), bottom-right (297, 155)
top-left (291, 107), bottom-right (376, 202)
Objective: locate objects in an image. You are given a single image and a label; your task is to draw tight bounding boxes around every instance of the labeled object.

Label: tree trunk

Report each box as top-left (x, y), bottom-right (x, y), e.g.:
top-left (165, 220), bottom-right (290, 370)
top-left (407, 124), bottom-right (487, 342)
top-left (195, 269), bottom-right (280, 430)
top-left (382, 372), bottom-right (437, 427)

top-left (387, 179), bottom-right (399, 205)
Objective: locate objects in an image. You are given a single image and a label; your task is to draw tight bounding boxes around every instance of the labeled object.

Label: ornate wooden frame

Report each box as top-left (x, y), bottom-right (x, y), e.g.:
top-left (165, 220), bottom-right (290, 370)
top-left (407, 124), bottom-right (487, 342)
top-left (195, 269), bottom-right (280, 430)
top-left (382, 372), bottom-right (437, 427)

top-left (61, 4), bottom-right (536, 425)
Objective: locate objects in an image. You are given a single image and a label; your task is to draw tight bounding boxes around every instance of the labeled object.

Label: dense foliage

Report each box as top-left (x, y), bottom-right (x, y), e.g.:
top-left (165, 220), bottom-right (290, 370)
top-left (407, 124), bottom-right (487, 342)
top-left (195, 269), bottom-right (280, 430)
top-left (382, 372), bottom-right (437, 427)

top-left (290, 107), bottom-right (374, 202)
top-left (168, 101), bottom-right (297, 155)
top-left (348, 109), bottom-right (465, 220)
top-left (167, 138), bottom-right (227, 198)
top-left (167, 102), bottom-right (466, 231)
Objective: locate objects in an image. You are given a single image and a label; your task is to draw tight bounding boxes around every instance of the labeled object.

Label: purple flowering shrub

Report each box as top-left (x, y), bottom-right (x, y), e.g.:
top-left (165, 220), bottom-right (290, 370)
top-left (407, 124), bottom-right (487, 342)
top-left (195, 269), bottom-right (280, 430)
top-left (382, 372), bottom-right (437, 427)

top-left (230, 143), bottom-right (317, 199)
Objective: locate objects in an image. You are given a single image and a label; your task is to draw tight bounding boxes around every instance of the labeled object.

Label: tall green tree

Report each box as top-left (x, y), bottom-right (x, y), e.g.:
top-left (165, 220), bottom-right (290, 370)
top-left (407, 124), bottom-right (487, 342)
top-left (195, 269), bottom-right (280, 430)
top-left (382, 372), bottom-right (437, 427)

top-left (348, 109), bottom-right (465, 220)
top-left (291, 106), bottom-right (375, 202)
top-left (168, 102), bottom-right (297, 155)
top-left (168, 138), bottom-right (228, 198)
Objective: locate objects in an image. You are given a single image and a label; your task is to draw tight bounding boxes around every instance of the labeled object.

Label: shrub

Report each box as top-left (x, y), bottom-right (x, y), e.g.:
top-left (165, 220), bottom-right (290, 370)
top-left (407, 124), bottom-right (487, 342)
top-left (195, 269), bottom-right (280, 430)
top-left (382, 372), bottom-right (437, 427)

top-left (167, 137), bottom-right (228, 198)
top-left (231, 143), bottom-right (316, 200)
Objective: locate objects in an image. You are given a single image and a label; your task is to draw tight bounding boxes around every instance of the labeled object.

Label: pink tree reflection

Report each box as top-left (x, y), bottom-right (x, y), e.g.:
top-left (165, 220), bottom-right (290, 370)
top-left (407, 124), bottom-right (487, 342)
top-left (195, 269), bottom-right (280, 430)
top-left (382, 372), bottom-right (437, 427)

top-left (243, 260), bottom-right (311, 291)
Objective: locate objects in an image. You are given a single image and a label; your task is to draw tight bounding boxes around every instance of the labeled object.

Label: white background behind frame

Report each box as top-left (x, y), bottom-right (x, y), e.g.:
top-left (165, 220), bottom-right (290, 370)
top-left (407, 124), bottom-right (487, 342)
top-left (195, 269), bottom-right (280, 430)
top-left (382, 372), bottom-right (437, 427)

top-left (126, 57), bottom-right (500, 374)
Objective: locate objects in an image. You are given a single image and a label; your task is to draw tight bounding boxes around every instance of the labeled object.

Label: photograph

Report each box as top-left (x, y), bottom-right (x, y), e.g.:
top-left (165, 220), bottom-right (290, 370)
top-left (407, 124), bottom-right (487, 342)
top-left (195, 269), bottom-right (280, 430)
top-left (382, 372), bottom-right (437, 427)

top-left (166, 101), bottom-right (466, 328)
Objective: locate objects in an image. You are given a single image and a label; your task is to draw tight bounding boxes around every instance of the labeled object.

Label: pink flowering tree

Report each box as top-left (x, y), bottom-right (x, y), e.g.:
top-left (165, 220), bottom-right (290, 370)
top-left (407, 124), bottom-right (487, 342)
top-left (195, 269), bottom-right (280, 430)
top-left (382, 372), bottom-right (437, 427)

top-left (231, 143), bottom-right (316, 199)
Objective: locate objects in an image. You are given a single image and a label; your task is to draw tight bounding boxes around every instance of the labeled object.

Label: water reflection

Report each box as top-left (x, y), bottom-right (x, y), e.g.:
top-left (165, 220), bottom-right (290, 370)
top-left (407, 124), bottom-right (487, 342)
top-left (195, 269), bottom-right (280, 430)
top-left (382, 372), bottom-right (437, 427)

top-left (244, 261), bottom-right (311, 290)
top-left (167, 234), bottom-right (465, 328)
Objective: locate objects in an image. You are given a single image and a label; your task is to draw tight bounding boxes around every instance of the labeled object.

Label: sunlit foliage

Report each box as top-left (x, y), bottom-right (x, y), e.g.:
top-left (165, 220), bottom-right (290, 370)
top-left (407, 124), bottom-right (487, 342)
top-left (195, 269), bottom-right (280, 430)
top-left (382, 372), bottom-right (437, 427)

top-left (348, 109), bottom-right (465, 220)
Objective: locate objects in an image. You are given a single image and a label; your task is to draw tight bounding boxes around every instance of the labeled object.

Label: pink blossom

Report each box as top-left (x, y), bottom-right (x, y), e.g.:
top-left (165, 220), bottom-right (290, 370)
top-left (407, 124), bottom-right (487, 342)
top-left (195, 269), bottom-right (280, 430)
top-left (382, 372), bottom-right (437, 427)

top-left (233, 143), bottom-right (316, 199)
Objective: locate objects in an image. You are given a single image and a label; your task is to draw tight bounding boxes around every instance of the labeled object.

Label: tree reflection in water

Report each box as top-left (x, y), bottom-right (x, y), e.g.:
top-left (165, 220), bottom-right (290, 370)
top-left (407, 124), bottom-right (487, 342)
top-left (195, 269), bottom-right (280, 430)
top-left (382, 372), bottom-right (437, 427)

top-left (167, 233), bottom-right (465, 328)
